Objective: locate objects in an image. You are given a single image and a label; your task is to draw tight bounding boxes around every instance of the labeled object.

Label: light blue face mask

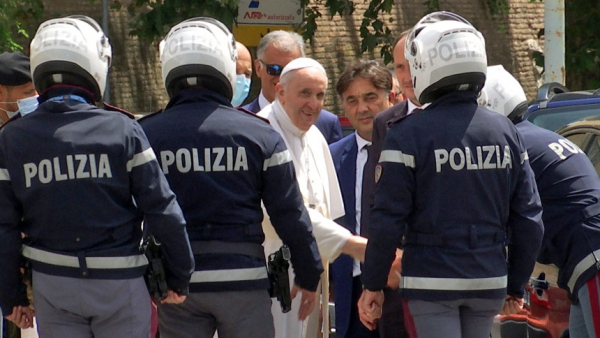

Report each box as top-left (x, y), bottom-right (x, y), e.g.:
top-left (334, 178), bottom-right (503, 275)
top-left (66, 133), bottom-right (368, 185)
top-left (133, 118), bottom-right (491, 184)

top-left (16, 95), bottom-right (39, 117)
top-left (0, 95), bottom-right (39, 119)
top-left (231, 74), bottom-right (251, 107)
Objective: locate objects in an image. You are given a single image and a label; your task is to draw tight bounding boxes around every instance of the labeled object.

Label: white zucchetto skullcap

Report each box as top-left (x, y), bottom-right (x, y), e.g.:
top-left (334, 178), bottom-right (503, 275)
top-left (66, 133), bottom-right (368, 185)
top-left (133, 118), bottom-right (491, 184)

top-left (280, 57), bottom-right (327, 79)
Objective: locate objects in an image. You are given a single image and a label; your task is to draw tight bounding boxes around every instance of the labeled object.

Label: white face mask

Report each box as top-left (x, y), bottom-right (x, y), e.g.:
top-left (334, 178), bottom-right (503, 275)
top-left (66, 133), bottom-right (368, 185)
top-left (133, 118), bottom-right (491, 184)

top-left (0, 95), bottom-right (39, 119)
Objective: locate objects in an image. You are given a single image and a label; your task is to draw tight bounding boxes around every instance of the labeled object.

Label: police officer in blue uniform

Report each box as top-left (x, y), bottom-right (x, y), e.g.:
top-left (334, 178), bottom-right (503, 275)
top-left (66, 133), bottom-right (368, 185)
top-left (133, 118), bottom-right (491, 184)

top-left (0, 15), bottom-right (194, 338)
top-left (358, 12), bottom-right (544, 338)
top-left (139, 18), bottom-right (323, 338)
top-left (480, 65), bottom-right (600, 338)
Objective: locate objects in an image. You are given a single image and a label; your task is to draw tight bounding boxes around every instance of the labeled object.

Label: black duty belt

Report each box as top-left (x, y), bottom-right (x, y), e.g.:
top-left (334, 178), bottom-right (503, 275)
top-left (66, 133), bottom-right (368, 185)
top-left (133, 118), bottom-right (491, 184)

top-left (190, 240), bottom-right (265, 259)
top-left (403, 227), bottom-right (505, 249)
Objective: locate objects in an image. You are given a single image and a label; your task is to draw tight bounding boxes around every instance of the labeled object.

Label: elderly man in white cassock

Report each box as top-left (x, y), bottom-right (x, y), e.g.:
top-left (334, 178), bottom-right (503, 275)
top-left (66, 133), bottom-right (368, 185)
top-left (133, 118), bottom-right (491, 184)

top-left (258, 58), bottom-right (368, 338)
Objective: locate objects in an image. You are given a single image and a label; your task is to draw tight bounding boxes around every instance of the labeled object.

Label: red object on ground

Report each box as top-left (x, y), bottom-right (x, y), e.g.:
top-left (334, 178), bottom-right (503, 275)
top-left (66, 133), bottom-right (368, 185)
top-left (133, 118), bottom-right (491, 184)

top-left (499, 280), bottom-right (570, 338)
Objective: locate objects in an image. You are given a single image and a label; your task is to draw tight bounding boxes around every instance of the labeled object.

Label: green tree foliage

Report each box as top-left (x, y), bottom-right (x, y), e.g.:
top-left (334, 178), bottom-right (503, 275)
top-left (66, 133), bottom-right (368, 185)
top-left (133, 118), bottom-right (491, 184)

top-left (113, 0), bottom-right (238, 44)
top-left (0, 0), bottom-right (43, 51)
top-left (300, 0), bottom-right (395, 64)
top-left (563, 0), bottom-right (600, 89)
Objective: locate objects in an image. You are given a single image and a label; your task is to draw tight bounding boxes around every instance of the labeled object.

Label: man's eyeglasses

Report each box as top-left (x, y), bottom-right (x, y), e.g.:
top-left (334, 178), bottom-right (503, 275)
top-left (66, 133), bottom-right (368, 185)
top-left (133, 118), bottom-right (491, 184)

top-left (259, 60), bottom-right (284, 76)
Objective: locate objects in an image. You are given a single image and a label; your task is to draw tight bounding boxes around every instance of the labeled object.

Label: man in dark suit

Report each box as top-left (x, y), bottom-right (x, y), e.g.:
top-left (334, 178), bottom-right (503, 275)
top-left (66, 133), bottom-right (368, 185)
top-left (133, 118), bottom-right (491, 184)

top-left (369, 31), bottom-right (422, 163)
top-left (242, 30), bottom-right (342, 144)
top-left (329, 60), bottom-right (398, 338)
top-left (360, 31), bottom-right (421, 338)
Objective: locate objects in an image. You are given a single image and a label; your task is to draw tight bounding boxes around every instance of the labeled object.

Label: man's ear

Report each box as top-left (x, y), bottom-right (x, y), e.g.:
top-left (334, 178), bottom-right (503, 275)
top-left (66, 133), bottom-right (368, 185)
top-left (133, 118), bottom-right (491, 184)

top-left (254, 59), bottom-right (262, 80)
top-left (275, 82), bottom-right (284, 102)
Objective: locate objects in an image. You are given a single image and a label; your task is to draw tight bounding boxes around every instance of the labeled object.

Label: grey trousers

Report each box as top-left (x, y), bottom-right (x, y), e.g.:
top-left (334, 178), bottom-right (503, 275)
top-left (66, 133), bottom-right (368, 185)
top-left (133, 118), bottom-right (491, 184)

top-left (32, 271), bottom-right (151, 338)
top-left (405, 298), bottom-right (504, 338)
top-left (158, 289), bottom-right (274, 338)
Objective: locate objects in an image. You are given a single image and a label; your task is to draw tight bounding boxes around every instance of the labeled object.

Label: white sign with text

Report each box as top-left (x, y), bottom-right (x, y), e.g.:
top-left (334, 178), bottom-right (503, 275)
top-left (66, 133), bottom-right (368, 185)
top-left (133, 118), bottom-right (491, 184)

top-left (237, 0), bottom-right (303, 25)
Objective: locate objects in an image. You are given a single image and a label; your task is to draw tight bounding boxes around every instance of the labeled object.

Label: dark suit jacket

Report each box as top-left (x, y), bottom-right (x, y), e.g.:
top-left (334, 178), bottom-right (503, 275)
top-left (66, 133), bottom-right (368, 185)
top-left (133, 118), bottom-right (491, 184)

top-left (242, 97), bottom-right (343, 144)
top-left (363, 100), bottom-right (408, 231)
top-left (332, 112), bottom-right (410, 338)
top-left (364, 101), bottom-right (409, 338)
top-left (329, 133), bottom-right (359, 337)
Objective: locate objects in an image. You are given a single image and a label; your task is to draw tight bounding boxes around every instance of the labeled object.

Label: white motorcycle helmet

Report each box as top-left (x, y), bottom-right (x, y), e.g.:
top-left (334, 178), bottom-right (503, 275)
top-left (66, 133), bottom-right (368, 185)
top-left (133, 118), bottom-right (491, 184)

top-left (160, 17), bottom-right (237, 99)
top-left (405, 12), bottom-right (487, 104)
top-left (478, 65), bottom-right (528, 121)
top-left (30, 15), bottom-right (112, 102)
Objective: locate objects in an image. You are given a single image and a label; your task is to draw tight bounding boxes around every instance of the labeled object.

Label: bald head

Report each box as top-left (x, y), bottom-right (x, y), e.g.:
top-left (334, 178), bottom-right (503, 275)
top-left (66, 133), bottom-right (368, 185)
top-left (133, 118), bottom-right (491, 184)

top-left (236, 41), bottom-right (252, 79)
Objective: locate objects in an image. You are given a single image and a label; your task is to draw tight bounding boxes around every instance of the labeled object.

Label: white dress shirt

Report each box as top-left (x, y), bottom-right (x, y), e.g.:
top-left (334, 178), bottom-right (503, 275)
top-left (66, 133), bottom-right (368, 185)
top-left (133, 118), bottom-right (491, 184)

top-left (258, 91), bottom-right (270, 110)
top-left (353, 133), bottom-right (371, 277)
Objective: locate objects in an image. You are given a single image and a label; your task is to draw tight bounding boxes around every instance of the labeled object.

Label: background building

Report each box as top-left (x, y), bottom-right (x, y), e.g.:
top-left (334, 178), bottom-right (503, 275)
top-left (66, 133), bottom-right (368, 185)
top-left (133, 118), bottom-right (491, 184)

top-left (30, 0), bottom-right (544, 115)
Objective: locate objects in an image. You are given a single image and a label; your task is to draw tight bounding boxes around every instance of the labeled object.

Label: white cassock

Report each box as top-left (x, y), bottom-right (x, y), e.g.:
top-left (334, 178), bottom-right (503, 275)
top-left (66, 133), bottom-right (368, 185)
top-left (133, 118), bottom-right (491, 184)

top-left (258, 100), bottom-right (351, 338)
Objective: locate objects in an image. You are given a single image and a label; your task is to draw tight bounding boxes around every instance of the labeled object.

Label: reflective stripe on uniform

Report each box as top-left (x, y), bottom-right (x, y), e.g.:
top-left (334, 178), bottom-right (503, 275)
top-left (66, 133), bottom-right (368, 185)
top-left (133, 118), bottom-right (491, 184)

top-left (568, 248), bottom-right (600, 292)
top-left (0, 168), bottom-right (10, 181)
top-left (379, 150), bottom-right (415, 168)
top-left (127, 148), bottom-right (156, 172)
top-left (520, 151), bottom-right (529, 164)
top-left (263, 150), bottom-right (292, 171)
top-left (190, 267), bottom-right (268, 283)
top-left (22, 245), bottom-right (148, 269)
top-left (400, 275), bottom-right (507, 291)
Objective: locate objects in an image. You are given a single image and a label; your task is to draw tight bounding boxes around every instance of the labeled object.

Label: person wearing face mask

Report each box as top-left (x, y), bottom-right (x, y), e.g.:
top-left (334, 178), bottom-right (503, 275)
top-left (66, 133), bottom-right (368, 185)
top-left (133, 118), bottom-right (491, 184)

top-left (0, 51), bottom-right (38, 338)
top-left (232, 41), bottom-right (252, 107)
top-left (0, 52), bottom-right (39, 124)
top-left (0, 16), bottom-right (194, 338)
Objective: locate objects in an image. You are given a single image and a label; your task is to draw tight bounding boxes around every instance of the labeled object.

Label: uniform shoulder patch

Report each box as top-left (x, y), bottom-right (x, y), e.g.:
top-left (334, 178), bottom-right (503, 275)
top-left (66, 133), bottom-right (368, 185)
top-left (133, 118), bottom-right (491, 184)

top-left (136, 109), bottom-right (164, 122)
top-left (103, 102), bottom-right (135, 119)
top-left (374, 164), bottom-right (383, 184)
top-left (236, 107), bottom-right (270, 124)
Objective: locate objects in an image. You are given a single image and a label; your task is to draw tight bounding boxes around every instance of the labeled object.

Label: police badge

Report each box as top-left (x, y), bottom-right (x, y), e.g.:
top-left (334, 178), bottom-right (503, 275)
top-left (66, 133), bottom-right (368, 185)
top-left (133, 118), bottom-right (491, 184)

top-left (375, 164), bottom-right (383, 183)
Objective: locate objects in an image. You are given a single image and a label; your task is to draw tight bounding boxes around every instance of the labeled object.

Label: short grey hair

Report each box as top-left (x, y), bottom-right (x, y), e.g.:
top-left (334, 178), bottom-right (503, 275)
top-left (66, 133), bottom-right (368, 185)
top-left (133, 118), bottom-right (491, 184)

top-left (256, 30), bottom-right (305, 60)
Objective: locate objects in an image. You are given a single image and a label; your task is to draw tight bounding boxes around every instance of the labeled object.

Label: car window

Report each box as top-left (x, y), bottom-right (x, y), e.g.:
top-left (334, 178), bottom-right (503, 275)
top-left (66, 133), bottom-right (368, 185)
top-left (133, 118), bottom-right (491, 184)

top-left (566, 132), bottom-right (600, 176)
top-left (590, 136), bottom-right (600, 175)
top-left (529, 105), bottom-right (600, 131)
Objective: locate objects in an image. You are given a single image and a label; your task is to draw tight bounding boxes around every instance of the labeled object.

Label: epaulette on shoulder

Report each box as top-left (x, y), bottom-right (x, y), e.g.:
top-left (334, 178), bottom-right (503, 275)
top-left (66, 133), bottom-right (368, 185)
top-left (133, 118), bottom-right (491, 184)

top-left (388, 108), bottom-right (424, 127)
top-left (103, 102), bottom-right (135, 119)
top-left (137, 109), bottom-right (164, 122)
top-left (236, 107), bottom-right (270, 124)
top-left (0, 114), bottom-right (21, 131)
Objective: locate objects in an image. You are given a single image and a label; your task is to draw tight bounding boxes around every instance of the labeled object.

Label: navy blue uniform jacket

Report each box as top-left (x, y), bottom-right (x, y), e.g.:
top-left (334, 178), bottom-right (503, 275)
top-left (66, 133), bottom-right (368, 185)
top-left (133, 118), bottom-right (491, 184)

top-left (140, 89), bottom-right (322, 293)
top-left (363, 92), bottom-right (544, 301)
top-left (517, 120), bottom-right (600, 302)
top-left (0, 89), bottom-right (195, 314)
top-left (243, 97), bottom-right (343, 144)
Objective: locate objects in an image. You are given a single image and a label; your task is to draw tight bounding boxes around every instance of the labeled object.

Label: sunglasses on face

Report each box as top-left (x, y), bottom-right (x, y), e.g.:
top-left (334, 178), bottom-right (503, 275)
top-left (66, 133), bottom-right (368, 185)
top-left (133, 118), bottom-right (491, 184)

top-left (259, 60), bottom-right (284, 76)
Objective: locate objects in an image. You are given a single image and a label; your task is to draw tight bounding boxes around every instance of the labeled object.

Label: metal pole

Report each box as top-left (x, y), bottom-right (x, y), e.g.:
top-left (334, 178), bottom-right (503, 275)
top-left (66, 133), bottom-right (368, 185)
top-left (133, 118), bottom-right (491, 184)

top-left (102, 0), bottom-right (111, 103)
top-left (544, 0), bottom-right (566, 85)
